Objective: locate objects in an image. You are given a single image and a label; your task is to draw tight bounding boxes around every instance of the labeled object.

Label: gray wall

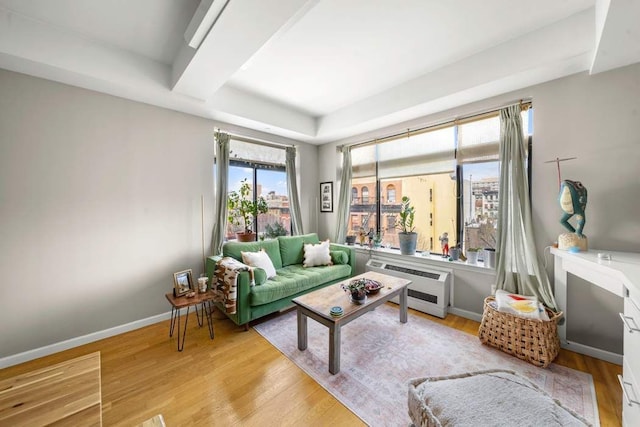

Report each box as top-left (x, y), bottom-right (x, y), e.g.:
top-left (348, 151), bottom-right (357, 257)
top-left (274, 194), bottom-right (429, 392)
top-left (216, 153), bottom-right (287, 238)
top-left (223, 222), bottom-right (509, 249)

top-left (0, 69), bottom-right (316, 359)
top-left (319, 63), bottom-right (640, 354)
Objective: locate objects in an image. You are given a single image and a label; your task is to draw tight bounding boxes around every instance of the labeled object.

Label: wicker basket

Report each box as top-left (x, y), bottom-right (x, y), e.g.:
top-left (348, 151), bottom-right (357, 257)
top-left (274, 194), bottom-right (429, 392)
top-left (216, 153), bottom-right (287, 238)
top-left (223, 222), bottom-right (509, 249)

top-left (478, 296), bottom-right (562, 368)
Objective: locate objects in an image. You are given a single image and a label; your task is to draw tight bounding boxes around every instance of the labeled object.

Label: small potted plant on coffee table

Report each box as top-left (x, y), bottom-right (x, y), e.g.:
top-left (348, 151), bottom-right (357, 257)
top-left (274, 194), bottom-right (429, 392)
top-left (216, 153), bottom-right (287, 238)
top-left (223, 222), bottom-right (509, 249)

top-left (342, 278), bottom-right (368, 303)
top-left (342, 278), bottom-right (383, 303)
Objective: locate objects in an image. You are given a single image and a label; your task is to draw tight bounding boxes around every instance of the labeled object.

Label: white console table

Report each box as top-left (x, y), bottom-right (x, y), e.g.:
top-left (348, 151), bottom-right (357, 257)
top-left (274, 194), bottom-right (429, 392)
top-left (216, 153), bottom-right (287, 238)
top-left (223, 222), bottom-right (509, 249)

top-left (552, 247), bottom-right (640, 426)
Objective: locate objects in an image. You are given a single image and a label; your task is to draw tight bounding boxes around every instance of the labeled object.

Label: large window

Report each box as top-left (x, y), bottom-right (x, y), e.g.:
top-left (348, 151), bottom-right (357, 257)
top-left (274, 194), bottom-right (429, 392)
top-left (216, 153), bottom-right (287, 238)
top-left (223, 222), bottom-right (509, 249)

top-left (226, 139), bottom-right (291, 240)
top-left (347, 107), bottom-right (532, 254)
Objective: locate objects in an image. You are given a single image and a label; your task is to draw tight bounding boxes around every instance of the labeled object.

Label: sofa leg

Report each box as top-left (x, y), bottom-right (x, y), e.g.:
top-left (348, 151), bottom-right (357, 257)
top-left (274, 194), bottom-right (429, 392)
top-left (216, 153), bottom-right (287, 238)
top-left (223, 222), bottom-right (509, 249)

top-left (243, 322), bottom-right (250, 332)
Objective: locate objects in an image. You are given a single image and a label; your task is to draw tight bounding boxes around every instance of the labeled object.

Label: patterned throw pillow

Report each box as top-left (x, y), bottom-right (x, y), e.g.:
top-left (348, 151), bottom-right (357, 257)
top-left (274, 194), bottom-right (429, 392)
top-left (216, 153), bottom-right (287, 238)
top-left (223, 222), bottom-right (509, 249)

top-left (241, 249), bottom-right (276, 279)
top-left (303, 240), bottom-right (332, 267)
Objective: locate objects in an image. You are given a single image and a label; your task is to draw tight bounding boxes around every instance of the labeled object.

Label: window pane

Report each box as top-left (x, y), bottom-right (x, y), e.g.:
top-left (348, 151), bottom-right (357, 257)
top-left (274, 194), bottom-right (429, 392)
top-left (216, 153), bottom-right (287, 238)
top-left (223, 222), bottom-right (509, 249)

top-left (380, 173), bottom-right (457, 252)
top-left (462, 162), bottom-right (499, 252)
top-left (348, 177), bottom-right (377, 242)
top-left (227, 166), bottom-right (253, 239)
top-left (257, 169), bottom-right (290, 237)
top-left (380, 175), bottom-right (456, 252)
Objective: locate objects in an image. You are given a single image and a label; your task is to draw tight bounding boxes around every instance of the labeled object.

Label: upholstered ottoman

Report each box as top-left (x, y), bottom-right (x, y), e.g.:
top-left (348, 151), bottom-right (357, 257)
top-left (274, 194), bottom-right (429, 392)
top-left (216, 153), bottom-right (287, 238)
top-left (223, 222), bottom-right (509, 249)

top-left (408, 369), bottom-right (590, 427)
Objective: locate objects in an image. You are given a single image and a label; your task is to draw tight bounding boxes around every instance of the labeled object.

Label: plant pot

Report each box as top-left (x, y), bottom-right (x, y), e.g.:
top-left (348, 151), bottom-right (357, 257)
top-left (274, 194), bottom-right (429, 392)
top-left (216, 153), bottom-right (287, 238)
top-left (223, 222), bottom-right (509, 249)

top-left (449, 247), bottom-right (460, 261)
top-left (350, 291), bottom-right (367, 304)
top-left (345, 235), bottom-right (356, 245)
top-left (398, 232), bottom-right (417, 255)
top-left (484, 248), bottom-right (496, 268)
top-left (466, 251), bottom-right (478, 264)
top-left (236, 231), bottom-right (256, 242)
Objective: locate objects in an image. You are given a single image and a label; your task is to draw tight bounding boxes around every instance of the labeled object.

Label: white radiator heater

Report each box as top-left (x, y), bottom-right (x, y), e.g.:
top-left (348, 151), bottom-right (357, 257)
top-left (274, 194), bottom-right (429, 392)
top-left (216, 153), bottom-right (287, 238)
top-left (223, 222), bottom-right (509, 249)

top-left (365, 259), bottom-right (451, 318)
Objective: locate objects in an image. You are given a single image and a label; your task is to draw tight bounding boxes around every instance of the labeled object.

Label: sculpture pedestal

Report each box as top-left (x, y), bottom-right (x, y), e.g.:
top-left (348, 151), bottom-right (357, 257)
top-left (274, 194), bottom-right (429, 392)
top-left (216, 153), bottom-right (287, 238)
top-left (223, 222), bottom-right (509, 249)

top-left (558, 233), bottom-right (588, 251)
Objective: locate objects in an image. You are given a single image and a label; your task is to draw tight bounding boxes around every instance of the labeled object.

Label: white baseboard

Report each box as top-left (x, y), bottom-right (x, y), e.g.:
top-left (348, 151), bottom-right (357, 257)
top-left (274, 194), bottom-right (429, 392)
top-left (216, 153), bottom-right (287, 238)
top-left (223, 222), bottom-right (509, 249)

top-left (0, 311), bottom-right (172, 369)
top-left (563, 340), bottom-right (623, 365)
top-left (448, 307), bottom-right (483, 322)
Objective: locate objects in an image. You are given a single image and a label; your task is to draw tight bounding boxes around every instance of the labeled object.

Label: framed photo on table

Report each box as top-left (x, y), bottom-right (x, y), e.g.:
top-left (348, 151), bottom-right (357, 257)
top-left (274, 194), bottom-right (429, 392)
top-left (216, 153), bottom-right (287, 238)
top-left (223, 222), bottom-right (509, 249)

top-left (320, 182), bottom-right (333, 213)
top-left (173, 269), bottom-right (193, 297)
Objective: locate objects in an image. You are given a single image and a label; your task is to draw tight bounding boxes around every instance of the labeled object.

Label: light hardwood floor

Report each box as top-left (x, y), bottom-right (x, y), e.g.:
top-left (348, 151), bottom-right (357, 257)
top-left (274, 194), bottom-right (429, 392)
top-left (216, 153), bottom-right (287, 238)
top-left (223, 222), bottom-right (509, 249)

top-left (0, 305), bottom-right (623, 426)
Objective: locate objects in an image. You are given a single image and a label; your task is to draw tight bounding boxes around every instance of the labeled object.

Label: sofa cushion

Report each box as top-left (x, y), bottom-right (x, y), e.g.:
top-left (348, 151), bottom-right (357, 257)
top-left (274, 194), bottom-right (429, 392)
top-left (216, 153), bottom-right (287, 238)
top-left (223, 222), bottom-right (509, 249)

top-left (250, 264), bottom-right (351, 306)
top-left (242, 249), bottom-right (276, 279)
top-left (330, 250), bottom-right (349, 265)
top-left (223, 239), bottom-right (283, 269)
top-left (278, 233), bottom-right (320, 267)
top-left (303, 240), bottom-right (332, 267)
top-left (253, 268), bottom-right (268, 286)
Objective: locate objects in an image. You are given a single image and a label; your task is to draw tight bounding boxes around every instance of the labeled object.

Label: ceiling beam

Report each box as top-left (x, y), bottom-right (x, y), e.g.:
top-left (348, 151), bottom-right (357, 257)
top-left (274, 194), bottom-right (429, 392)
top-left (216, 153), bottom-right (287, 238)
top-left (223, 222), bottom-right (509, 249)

top-left (171, 0), bottom-right (316, 100)
top-left (590, 0), bottom-right (640, 74)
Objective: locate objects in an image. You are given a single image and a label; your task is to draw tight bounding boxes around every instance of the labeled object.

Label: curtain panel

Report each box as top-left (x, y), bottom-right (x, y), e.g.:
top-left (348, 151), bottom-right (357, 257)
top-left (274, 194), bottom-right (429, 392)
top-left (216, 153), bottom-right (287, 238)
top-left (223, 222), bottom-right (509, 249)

top-left (286, 146), bottom-right (304, 235)
top-left (334, 146), bottom-right (352, 243)
top-left (211, 132), bottom-right (230, 256)
top-left (494, 105), bottom-right (557, 310)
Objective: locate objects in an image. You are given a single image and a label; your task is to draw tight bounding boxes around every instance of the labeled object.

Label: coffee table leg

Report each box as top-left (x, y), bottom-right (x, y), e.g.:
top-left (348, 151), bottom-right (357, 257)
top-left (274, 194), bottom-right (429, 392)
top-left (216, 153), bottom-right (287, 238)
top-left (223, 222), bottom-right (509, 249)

top-left (400, 286), bottom-right (408, 323)
top-left (297, 309), bottom-right (307, 351)
top-left (329, 325), bottom-right (341, 374)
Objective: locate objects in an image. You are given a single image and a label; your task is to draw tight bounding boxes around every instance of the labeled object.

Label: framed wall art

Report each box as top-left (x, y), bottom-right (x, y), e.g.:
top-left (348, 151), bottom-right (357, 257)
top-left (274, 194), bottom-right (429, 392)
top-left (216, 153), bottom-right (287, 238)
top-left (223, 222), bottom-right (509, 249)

top-left (320, 182), bottom-right (333, 213)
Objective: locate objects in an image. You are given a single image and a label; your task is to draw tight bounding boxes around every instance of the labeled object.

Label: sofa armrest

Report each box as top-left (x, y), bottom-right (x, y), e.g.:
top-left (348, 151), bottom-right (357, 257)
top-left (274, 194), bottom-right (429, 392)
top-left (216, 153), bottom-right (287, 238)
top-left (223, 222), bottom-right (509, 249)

top-left (206, 255), bottom-right (222, 281)
top-left (205, 255), bottom-right (252, 325)
top-left (330, 243), bottom-right (356, 276)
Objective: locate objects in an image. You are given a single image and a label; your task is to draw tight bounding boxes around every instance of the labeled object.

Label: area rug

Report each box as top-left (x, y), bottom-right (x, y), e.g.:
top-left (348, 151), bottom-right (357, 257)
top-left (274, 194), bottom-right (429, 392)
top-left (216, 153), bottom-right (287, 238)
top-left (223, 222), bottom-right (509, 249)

top-left (254, 305), bottom-right (599, 427)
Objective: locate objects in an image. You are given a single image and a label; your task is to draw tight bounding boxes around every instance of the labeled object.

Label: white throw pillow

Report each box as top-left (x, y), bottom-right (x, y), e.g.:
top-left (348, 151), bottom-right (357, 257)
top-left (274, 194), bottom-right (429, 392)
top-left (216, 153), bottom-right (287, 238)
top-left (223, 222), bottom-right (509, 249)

top-left (303, 240), bottom-right (332, 267)
top-left (495, 289), bottom-right (550, 321)
top-left (241, 249), bottom-right (276, 279)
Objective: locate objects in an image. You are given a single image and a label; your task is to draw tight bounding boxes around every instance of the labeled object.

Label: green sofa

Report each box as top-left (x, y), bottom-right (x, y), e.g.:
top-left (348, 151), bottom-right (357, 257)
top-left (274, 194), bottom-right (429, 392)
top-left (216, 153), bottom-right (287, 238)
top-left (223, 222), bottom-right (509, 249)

top-left (206, 233), bottom-right (355, 328)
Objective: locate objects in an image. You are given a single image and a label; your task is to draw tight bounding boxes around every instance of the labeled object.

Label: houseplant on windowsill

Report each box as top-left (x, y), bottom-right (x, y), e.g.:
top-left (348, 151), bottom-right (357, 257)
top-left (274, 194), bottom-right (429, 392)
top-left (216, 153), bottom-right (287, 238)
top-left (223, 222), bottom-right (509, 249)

top-left (397, 196), bottom-right (417, 255)
top-left (466, 247), bottom-right (480, 264)
top-left (227, 178), bottom-right (268, 242)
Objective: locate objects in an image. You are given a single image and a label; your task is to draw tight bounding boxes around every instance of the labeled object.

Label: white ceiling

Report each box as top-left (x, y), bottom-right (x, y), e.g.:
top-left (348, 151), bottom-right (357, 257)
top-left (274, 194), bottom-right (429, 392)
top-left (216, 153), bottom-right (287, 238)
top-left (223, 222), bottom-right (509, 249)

top-left (1, 0), bottom-right (638, 145)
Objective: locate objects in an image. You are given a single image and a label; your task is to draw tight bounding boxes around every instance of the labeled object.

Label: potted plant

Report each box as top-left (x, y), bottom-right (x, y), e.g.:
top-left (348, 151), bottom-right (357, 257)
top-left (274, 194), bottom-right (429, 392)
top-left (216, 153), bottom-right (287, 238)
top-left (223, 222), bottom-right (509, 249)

top-left (341, 277), bottom-right (382, 303)
top-left (227, 179), bottom-right (268, 242)
top-left (466, 247), bottom-right (480, 264)
top-left (396, 196), bottom-right (417, 255)
top-left (264, 221), bottom-right (287, 238)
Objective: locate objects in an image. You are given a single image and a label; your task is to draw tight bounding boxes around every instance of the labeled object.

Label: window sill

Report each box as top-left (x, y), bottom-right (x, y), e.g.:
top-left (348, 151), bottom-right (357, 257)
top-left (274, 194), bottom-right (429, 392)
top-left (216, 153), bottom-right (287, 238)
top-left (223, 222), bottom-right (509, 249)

top-left (352, 245), bottom-right (495, 274)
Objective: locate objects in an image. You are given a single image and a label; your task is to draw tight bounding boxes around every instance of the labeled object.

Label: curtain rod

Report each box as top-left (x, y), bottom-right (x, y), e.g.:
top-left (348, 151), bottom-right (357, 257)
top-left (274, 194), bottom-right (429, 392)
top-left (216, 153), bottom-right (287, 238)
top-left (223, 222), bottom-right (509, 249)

top-left (338, 99), bottom-right (532, 151)
top-left (220, 131), bottom-right (295, 150)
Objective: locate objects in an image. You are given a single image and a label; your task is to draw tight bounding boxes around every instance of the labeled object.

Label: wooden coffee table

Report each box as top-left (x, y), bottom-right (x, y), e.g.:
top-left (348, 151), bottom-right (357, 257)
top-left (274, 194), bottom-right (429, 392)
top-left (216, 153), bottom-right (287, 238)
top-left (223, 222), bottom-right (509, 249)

top-left (292, 271), bottom-right (411, 374)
